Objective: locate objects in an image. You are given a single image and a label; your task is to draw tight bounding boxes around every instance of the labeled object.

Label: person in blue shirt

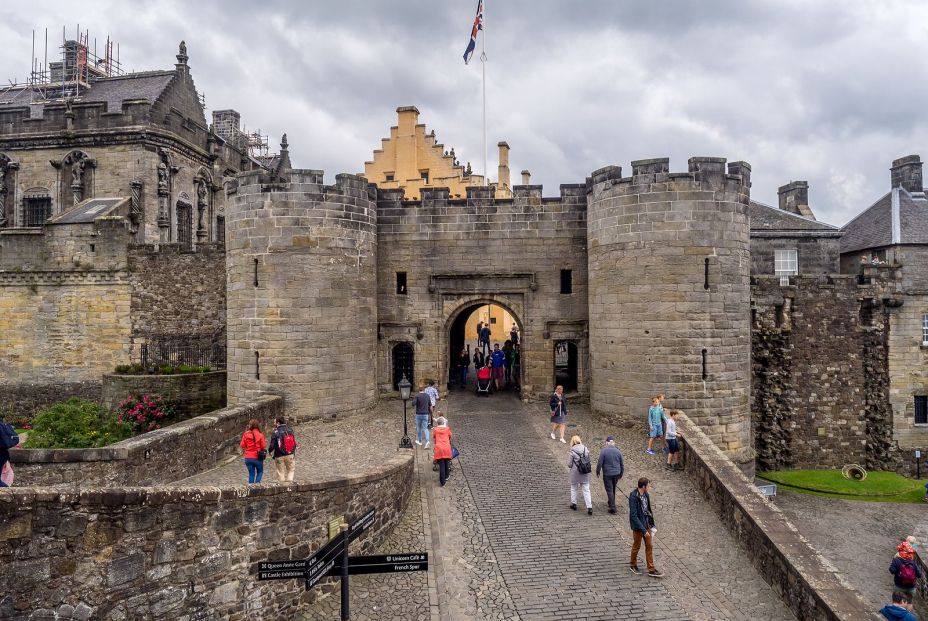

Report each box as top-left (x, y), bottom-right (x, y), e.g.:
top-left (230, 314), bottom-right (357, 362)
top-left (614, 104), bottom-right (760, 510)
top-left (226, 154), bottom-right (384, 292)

top-left (646, 396), bottom-right (665, 455)
top-left (490, 344), bottom-right (506, 391)
top-left (879, 590), bottom-right (918, 621)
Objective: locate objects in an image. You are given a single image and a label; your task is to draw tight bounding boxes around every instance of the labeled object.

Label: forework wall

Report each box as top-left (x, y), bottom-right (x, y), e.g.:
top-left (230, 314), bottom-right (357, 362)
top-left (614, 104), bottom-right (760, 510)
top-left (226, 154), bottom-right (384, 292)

top-left (751, 276), bottom-right (895, 471)
top-left (10, 395), bottom-right (279, 488)
top-left (376, 184), bottom-right (589, 398)
top-left (0, 453), bottom-right (414, 620)
top-left (101, 371), bottom-right (227, 417)
top-left (678, 413), bottom-right (875, 621)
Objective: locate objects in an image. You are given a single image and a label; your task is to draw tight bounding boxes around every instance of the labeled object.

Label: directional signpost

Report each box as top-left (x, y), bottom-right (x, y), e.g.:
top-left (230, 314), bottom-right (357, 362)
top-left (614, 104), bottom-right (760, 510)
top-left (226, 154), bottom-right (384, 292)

top-left (254, 507), bottom-right (428, 620)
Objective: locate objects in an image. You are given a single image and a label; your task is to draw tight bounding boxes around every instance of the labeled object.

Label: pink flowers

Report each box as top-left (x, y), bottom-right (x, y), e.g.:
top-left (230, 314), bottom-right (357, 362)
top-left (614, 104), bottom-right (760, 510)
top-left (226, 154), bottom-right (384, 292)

top-left (116, 393), bottom-right (176, 435)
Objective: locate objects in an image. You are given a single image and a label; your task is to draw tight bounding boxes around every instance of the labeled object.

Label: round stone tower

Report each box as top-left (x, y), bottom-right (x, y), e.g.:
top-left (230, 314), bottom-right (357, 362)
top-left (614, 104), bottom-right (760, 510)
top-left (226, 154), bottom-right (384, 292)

top-left (587, 157), bottom-right (752, 466)
top-left (225, 168), bottom-right (378, 417)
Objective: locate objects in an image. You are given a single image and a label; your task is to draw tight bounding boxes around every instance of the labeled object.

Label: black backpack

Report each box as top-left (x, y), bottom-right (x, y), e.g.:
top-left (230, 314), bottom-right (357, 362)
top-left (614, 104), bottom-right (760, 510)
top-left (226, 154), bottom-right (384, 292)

top-left (0, 422), bottom-right (20, 449)
top-left (575, 449), bottom-right (592, 475)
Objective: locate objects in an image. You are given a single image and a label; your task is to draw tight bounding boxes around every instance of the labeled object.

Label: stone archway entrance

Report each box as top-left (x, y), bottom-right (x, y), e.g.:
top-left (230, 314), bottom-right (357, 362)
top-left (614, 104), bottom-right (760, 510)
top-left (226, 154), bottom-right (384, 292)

top-left (445, 300), bottom-right (523, 392)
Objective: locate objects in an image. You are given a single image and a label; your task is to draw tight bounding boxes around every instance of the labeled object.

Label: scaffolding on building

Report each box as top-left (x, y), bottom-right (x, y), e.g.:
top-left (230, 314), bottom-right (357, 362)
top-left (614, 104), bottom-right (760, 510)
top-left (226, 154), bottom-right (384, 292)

top-left (1, 26), bottom-right (124, 105)
top-left (212, 109), bottom-right (269, 157)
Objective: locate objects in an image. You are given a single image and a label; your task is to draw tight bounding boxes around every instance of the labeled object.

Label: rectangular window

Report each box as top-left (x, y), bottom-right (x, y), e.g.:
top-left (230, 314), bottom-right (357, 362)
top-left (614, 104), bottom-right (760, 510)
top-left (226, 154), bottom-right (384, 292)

top-left (23, 197), bottom-right (52, 227)
top-left (915, 395), bottom-right (928, 425)
top-left (385, 173), bottom-right (395, 182)
top-left (420, 170), bottom-right (429, 184)
top-left (396, 272), bottom-right (407, 295)
top-left (923, 313), bottom-right (928, 345)
top-left (216, 216), bottom-right (225, 243)
top-left (774, 249), bottom-right (798, 276)
top-left (177, 204), bottom-right (193, 249)
top-left (560, 269), bottom-right (573, 294)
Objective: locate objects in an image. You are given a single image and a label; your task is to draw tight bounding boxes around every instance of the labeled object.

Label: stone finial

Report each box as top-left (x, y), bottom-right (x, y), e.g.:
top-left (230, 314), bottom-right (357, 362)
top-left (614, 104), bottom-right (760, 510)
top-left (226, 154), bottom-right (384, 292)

top-left (177, 41), bottom-right (188, 64)
top-left (281, 133), bottom-right (289, 151)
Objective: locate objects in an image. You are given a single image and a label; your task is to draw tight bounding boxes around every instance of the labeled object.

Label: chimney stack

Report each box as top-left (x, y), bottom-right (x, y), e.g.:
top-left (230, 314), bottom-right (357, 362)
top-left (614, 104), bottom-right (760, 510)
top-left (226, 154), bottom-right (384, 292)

top-left (496, 142), bottom-right (511, 198)
top-left (778, 181), bottom-right (815, 220)
top-left (891, 155), bottom-right (923, 194)
top-left (521, 170), bottom-right (531, 185)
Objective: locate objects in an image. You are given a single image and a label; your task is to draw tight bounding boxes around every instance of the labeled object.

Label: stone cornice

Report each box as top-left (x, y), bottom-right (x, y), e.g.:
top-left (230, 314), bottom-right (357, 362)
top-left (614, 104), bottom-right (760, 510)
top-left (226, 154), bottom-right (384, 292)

top-left (0, 270), bottom-right (130, 286)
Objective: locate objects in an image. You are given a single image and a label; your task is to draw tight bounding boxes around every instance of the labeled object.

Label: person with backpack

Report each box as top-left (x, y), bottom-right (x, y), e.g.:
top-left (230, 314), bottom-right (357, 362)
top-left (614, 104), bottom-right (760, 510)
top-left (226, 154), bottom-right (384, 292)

top-left (270, 417), bottom-right (297, 482)
top-left (432, 416), bottom-right (453, 487)
top-left (890, 540), bottom-right (922, 599)
top-left (567, 435), bottom-right (593, 515)
top-left (0, 417), bottom-right (20, 488)
top-left (879, 591), bottom-right (918, 621)
top-left (413, 383), bottom-right (433, 448)
top-left (240, 418), bottom-right (267, 484)
top-left (629, 477), bottom-right (664, 578)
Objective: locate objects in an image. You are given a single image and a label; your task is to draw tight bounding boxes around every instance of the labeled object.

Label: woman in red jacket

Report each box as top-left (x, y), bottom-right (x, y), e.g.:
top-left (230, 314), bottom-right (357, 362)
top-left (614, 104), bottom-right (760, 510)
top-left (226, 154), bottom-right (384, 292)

top-left (240, 418), bottom-right (267, 484)
top-left (432, 416), bottom-right (453, 487)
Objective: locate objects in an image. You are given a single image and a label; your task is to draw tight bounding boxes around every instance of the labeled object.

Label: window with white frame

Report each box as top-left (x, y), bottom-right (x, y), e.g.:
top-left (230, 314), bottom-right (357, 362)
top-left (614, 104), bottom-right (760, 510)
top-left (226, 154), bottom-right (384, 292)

top-left (774, 249), bottom-right (798, 276)
top-left (923, 313), bottom-right (928, 345)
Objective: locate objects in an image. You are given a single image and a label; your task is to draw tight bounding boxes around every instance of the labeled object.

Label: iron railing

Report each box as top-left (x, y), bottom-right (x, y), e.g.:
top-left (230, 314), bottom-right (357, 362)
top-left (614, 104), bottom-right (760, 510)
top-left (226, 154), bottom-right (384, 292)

top-left (139, 334), bottom-right (226, 370)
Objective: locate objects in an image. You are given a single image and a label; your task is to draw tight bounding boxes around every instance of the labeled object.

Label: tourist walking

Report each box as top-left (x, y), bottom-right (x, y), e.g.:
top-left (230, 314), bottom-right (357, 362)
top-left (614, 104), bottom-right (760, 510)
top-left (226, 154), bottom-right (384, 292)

top-left (240, 419), bottom-right (267, 484)
top-left (476, 321), bottom-right (483, 348)
top-left (432, 416), bottom-right (453, 486)
top-left (629, 477), bottom-right (664, 577)
top-left (665, 410), bottom-right (682, 470)
top-left (510, 344), bottom-right (522, 390)
top-left (270, 417), bottom-right (297, 482)
top-left (879, 591), bottom-right (918, 621)
top-left (457, 347), bottom-right (471, 388)
top-left (646, 396), bottom-right (665, 454)
top-left (426, 380), bottom-right (439, 410)
top-left (503, 340), bottom-right (513, 385)
top-left (490, 344), bottom-right (506, 390)
top-left (414, 383), bottom-right (433, 448)
top-left (510, 324), bottom-right (519, 345)
top-left (479, 323), bottom-right (491, 355)
top-left (473, 348), bottom-right (485, 372)
top-left (550, 385), bottom-right (567, 443)
top-left (889, 540), bottom-right (922, 599)
top-left (567, 435), bottom-right (593, 514)
top-left (596, 436), bottom-right (625, 514)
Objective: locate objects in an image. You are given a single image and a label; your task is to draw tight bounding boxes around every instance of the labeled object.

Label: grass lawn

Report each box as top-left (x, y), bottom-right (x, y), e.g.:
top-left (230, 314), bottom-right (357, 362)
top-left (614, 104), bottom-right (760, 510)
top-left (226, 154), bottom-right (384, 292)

top-left (758, 469), bottom-right (927, 504)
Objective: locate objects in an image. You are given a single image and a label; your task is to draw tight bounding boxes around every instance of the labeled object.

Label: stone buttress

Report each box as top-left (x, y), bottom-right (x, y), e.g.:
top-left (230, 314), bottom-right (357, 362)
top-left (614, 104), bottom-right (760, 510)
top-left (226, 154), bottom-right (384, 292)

top-left (225, 169), bottom-right (378, 417)
top-left (587, 157), bottom-right (753, 466)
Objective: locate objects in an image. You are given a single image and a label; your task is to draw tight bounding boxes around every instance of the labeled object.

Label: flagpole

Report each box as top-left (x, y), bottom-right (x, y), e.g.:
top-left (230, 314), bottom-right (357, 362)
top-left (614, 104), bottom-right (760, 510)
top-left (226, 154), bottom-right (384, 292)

top-left (481, 1), bottom-right (488, 187)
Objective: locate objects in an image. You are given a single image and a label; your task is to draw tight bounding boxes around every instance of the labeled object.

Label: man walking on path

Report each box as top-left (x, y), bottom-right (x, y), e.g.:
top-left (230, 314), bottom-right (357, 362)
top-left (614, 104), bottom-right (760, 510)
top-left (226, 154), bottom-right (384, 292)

top-left (629, 477), bottom-right (664, 578)
top-left (490, 344), bottom-right (506, 391)
top-left (596, 436), bottom-right (624, 514)
top-left (426, 380), bottom-right (439, 411)
top-left (879, 591), bottom-right (918, 620)
top-left (270, 417), bottom-right (297, 482)
top-left (414, 383), bottom-right (433, 448)
top-left (479, 323), bottom-right (491, 355)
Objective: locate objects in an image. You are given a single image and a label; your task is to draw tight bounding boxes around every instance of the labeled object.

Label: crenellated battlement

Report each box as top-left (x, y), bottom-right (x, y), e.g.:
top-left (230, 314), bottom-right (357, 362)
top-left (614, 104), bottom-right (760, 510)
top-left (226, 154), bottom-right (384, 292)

top-left (590, 156), bottom-right (751, 201)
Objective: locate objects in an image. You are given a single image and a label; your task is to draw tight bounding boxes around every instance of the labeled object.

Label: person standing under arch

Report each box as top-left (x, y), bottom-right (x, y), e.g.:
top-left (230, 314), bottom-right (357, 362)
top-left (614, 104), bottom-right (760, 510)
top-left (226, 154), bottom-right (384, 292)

top-left (550, 385), bottom-right (567, 443)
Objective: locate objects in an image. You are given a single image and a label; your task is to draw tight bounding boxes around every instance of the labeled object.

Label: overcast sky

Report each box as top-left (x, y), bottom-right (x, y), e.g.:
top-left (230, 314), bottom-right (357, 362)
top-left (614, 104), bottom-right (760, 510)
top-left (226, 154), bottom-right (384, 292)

top-left (2, 0), bottom-right (927, 225)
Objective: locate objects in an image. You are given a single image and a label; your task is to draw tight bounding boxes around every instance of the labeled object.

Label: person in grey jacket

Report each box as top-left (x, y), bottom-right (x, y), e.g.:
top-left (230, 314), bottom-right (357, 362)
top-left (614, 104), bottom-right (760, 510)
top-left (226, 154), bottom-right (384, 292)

top-left (567, 435), bottom-right (593, 515)
top-left (596, 436), bottom-right (625, 514)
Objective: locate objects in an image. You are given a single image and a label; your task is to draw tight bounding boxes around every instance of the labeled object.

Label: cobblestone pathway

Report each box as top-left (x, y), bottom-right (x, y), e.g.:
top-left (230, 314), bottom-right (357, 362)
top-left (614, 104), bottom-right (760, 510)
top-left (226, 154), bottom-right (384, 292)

top-left (777, 491), bottom-right (927, 617)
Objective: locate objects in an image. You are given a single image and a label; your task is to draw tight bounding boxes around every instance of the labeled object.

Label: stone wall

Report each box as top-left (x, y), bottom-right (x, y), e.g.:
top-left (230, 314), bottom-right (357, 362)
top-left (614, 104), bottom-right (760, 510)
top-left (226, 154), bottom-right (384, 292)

top-left (101, 371), bottom-right (226, 417)
top-left (587, 158), bottom-right (752, 465)
top-left (750, 233), bottom-right (842, 278)
top-left (225, 170), bottom-right (379, 419)
top-left (752, 276), bottom-right (896, 471)
top-left (375, 184), bottom-right (589, 398)
top-left (0, 381), bottom-right (101, 425)
top-left (677, 413), bottom-right (875, 621)
top-left (0, 453), bottom-right (413, 620)
top-left (10, 395), bottom-right (279, 487)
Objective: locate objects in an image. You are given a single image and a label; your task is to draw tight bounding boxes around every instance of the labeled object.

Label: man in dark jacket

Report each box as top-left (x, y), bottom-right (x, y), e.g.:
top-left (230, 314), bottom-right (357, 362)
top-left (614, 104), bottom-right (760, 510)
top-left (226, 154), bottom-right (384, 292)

top-left (628, 477), bottom-right (663, 578)
top-left (270, 417), bottom-right (297, 482)
top-left (595, 436), bottom-right (624, 514)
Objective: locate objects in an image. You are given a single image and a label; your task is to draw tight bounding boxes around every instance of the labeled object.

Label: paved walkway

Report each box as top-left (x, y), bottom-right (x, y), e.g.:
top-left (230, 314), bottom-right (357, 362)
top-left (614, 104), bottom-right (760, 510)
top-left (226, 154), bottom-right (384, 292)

top-left (777, 491), bottom-right (927, 617)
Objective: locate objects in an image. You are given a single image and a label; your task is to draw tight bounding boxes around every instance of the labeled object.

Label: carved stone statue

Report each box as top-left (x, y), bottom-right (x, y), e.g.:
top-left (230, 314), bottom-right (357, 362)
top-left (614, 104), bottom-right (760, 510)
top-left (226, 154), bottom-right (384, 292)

top-left (197, 179), bottom-right (208, 205)
top-left (71, 160), bottom-right (83, 187)
top-left (157, 163), bottom-right (169, 191)
top-left (179, 41), bottom-right (187, 57)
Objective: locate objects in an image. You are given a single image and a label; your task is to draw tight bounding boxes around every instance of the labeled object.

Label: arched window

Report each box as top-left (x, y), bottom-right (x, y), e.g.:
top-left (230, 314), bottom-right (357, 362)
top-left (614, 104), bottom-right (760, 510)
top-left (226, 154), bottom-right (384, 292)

top-left (392, 342), bottom-right (414, 390)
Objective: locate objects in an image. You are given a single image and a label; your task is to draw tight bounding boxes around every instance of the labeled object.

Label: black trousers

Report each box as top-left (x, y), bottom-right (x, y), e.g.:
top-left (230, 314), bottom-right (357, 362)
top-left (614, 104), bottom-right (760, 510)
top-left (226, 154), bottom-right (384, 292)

top-left (438, 459), bottom-right (451, 486)
top-left (603, 474), bottom-right (621, 510)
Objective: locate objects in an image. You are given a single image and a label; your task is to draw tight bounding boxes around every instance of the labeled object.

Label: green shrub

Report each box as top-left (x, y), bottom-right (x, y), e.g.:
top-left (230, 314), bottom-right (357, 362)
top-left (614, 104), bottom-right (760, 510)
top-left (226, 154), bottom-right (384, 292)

top-left (25, 398), bottom-right (134, 449)
top-left (114, 363), bottom-right (145, 374)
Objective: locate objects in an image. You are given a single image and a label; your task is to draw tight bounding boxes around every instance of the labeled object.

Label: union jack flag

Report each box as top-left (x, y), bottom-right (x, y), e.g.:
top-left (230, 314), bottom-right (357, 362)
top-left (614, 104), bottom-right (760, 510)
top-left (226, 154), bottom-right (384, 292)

top-left (463, 0), bottom-right (484, 65)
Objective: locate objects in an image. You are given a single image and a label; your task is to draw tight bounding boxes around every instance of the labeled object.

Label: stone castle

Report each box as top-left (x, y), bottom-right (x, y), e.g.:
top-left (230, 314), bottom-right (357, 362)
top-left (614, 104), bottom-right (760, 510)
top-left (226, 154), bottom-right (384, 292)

top-left (1, 41), bottom-right (926, 473)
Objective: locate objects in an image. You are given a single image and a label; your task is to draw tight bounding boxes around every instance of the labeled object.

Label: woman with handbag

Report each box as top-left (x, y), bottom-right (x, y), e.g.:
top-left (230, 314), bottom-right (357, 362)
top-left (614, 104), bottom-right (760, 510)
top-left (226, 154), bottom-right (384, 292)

top-left (240, 418), bottom-right (267, 484)
top-left (432, 416), bottom-right (453, 487)
top-left (549, 385), bottom-right (567, 443)
top-left (567, 435), bottom-right (593, 515)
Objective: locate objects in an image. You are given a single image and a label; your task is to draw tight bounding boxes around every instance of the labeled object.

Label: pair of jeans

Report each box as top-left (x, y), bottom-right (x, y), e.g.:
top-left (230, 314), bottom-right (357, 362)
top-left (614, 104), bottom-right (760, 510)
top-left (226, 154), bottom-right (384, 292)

top-left (415, 414), bottom-right (430, 444)
top-left (602, 474), bottom-right (621, 510)
top-left (437, 458), bottom-right (451, 486)
top-left (274, 455), bottom-right (295, 482)
top-left (459, 365), bottom-right (468, 386)
top-left (570, 481), bottom-right (592, 509)
top-left (244, 458), bottom-right (264, 484)
top-left (631, 530), bottom-right (655, 571)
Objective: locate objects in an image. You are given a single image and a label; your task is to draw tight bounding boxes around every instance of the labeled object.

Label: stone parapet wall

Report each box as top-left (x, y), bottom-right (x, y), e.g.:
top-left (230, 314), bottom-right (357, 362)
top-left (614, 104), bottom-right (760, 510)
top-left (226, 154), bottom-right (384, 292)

top-left (101, 371), bottom-right (226, 417)
top-left (0, 453), bottom-right (414, 620)
top-left (587, 158), bottom-right (752, 466)
top-left (10, 395), bottom-right (280, 487)
top-left (677, 413), bottom-right (875, 621)
top-left (0, 381), bottom-right (102, 424)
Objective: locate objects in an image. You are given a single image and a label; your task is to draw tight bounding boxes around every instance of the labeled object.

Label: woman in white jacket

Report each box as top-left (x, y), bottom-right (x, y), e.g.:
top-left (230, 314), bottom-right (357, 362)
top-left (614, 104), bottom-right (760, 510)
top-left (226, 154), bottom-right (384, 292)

top-left (567, 435), bottom-right (593, 515)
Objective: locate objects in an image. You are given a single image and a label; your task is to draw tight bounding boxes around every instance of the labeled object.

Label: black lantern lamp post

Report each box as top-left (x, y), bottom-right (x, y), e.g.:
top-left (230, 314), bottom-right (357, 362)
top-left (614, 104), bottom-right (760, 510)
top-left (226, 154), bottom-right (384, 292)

top-left (398, 375), bottom-right (413, 449)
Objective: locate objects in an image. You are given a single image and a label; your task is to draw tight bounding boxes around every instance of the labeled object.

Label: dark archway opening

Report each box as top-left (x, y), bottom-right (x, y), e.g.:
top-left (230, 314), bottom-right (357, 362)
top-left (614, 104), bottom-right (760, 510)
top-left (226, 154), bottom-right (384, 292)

top-left (392, 342), bottom-right (414, 390)
top-left (554, 340), bottom-right (578, 392)
top-left (448, 302), bottom-right (521, 391)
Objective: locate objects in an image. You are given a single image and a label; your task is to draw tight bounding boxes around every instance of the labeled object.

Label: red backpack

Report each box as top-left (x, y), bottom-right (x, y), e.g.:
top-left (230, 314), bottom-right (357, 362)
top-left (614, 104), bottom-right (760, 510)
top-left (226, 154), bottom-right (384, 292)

top-left (277, 430), bottom-right (297, 455)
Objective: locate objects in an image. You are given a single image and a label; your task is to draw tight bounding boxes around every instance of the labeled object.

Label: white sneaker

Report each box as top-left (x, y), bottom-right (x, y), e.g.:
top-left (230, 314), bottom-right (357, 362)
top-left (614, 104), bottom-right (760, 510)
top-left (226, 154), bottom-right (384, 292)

top-left (559, 438), bottom-right (567, 443)
top-left (415, 440), bottom-right (421, 446)
top-left (550, 433), bottom-right (556, 440)
top-left (424, 442), bottom-right (430, 449)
